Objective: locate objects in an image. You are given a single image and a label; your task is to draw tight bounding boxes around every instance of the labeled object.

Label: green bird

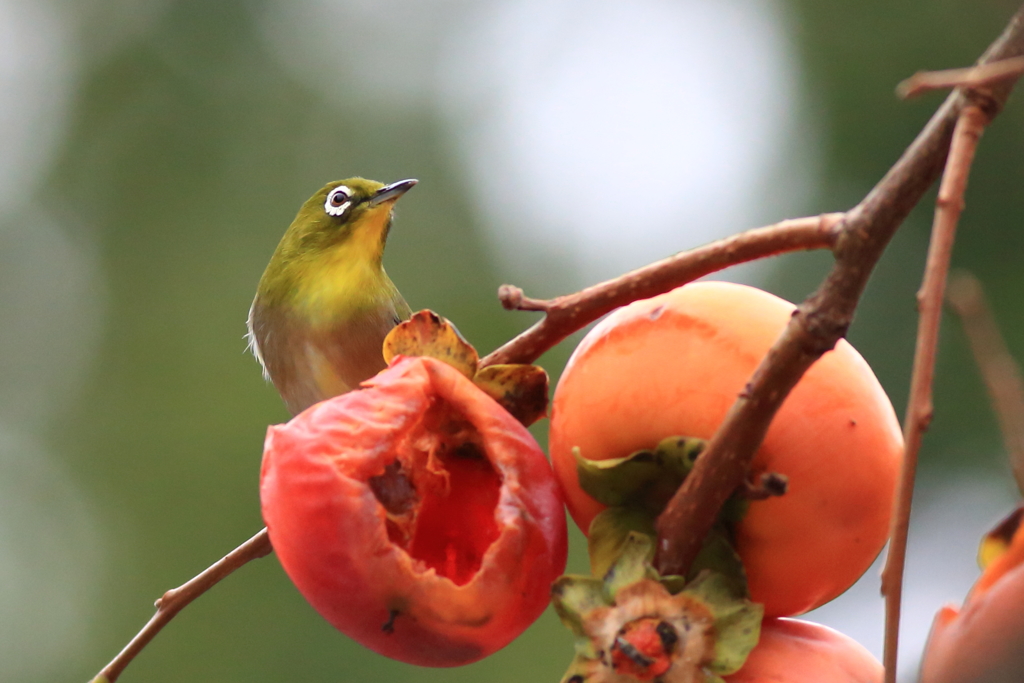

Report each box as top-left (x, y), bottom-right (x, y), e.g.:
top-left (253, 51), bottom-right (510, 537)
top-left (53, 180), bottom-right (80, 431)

top-left (247, 178), bottom-right (416, 415)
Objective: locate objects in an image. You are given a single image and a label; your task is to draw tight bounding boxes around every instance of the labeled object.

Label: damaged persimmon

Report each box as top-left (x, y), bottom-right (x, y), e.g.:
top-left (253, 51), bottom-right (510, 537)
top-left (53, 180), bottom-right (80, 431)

top-left (260, 355), bottom-right (567, 666)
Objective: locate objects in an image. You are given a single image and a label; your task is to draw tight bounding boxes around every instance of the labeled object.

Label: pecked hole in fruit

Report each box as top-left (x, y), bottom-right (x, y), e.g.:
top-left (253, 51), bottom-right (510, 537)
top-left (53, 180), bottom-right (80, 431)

top-left (369, 461), bottom-right (418, 515)
top-left (408, 441), bottom-right (502, 585)
top-left (369, 461), bottom-right (420, 547)
top-left (368, 399), bottom-right (503, 586)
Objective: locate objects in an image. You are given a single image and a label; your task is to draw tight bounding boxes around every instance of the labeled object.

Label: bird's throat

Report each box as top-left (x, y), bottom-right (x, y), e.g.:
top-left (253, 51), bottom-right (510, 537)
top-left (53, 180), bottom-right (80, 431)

top-left (292, 205), bottom-right (399, 326)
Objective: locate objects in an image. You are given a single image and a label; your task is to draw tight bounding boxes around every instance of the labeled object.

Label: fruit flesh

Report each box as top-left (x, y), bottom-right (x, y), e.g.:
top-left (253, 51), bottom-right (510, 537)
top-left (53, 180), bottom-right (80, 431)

top-left (363, 401), bottom-right (503, 587)
top-left (404, 443), bottom-right (503, 587)
top-left (550, 282), bottom-right (902, 617)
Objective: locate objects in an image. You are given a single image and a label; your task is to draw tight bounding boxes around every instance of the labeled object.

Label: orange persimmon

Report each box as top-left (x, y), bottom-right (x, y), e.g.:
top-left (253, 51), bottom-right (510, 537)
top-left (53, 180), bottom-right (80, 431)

top-left (726, 618), bottom-right (882, 682)
top-left (549, 281), bottom-right (902, 616)
top-left (919, 515), bottom-right (1024, 683)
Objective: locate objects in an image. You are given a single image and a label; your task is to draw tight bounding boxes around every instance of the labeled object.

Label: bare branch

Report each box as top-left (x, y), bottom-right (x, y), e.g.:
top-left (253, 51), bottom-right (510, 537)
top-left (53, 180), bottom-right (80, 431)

top-left (653, 6), bottom-right (1024, 579)
top-left (879, 105), bottom-right (988, 683)
top-left (91, 529), bottom-right (272, 683)
top-left (947, 271), bottom-right (1024, 495)
top-left (482, 214), bottom-right (843, 367)
top-left (498, 284), bottom-right (552, 312)
top-left (898, 56), bottom-right (1024, 99)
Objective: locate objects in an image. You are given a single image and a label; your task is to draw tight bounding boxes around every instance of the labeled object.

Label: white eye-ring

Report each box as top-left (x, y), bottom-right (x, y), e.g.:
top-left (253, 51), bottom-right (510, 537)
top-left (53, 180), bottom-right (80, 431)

top-left (325, 186), bottom-right (352, 217)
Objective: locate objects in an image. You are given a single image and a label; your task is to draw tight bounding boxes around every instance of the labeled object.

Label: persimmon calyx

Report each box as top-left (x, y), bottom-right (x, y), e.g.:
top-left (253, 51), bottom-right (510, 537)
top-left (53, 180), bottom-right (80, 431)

top-left (382, 310), bottom-right (549, 426)
top-left (552, 533), bottom-right (763, 683)
top-left (978, 503), bottom-right (1024, 570)
top-left (573, 437), bottom-right (704, 513)
top-left (574, 437), bottom-right (757, 522)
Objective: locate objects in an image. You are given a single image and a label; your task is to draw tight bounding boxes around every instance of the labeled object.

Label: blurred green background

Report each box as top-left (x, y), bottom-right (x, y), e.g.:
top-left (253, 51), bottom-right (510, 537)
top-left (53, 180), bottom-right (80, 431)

top-left (2, 1), bottom-right (1023, 681)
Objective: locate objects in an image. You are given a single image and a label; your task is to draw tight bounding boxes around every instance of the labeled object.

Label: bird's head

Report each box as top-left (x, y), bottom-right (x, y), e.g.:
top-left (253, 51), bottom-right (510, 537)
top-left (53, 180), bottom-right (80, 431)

top-left (282, 177), bottom-right (418, 265)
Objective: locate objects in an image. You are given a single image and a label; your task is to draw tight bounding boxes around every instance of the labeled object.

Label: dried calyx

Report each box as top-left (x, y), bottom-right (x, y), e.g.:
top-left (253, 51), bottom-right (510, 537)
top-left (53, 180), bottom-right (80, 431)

top-left (383, 310), bottom-right (549, 426)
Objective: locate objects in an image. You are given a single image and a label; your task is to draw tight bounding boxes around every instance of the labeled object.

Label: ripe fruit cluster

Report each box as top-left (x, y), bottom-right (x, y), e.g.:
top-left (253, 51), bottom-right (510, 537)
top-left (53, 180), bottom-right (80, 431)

top-left (260, 282), bottom-right (898, 680)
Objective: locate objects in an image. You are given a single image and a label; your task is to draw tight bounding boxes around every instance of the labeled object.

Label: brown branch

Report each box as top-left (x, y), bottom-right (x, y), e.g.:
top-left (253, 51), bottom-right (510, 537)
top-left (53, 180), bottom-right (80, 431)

top-left (879, 105), bottom-right (988, 683)
top-left (653, 5), bottom-right (1024, 579)
top-left (947, 271), bottom-right (1024, 495)
top-left (91, 529), bottom-right (272, 683)
top-left (482, 214), bottom-right (844, 367)
top-left (498, 284), bottom-right (553, 312)
top-left (898, 56), bottom-right (1024, 99)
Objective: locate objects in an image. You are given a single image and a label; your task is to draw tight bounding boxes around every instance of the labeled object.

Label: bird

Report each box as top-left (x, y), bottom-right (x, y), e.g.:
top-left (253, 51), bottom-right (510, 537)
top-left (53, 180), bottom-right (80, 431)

top-left (247, 177), bottom-right (416, 415)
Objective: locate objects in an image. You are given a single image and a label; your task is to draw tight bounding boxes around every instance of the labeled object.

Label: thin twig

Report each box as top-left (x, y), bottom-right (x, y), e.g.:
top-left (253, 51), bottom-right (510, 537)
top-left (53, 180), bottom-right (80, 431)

top-left (482, 214), bottom-right (843, 367)
top-left (879, 105), bottom-right (988, 683)
top-left (898, 56), bottom-right (1024, 99)
top-left (91, 529), bottom-right (272, 683)
top-left (947, 271), bottom-right (1024, 496)
top-left (498, 285), bottom-right (553, 312)
top-left (653, 6), bottom-right (1024, 579)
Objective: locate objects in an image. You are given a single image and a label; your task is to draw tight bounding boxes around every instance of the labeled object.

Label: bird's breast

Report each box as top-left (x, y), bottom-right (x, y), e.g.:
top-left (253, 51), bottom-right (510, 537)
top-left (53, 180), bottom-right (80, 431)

top-left (255, 300), bottom-right (402, 415)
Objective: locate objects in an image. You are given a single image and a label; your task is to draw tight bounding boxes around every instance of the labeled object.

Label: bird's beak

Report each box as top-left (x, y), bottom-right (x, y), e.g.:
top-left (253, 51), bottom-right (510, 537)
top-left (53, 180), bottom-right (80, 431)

top-left (368, 179), bottom-right (418, 207)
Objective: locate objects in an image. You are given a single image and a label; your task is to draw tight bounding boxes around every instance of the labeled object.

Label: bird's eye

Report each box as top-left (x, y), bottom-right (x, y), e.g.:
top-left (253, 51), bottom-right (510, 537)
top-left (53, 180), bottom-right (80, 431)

top-left (325, 187), bottom-right (352, 217)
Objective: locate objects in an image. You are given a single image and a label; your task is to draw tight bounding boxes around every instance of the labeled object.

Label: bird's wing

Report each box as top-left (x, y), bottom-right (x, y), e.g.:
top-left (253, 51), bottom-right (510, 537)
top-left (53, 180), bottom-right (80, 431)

top-left (246, 296), bottom-right (271, 381)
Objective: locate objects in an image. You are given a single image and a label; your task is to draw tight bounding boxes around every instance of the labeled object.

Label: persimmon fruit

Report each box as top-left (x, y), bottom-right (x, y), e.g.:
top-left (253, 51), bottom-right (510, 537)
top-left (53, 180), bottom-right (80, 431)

top-left (260, 355), bottom-right (568, 666)
top-left (919, 514), bottom-right (1024, 683)
top-left (725, 618), bottom-right (882, 682)
top-left (549, 281), bottom-right (902, 616)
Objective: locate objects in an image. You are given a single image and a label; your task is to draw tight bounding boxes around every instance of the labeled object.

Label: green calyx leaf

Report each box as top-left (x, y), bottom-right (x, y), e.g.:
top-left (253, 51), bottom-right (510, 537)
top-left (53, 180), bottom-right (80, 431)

top-left (574, 436), bottom-right (705, 512)
top-left (602, 531), bottom-right (659, 601)
top-left (555, 433), bottom-right (769, 681)
top-left (687, 524), bottom-right (749, 599)
top-left (681, 572), bottom-right (763, 675)
top-left (587, 508), bottom-right (657, 579)
top-left (551, 575), bottom-right (607, 654)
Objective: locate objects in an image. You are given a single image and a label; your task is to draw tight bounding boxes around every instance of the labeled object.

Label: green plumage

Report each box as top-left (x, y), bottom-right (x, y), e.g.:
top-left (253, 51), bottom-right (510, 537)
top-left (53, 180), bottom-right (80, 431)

top-left (248, 178), bottom-right (415, 414)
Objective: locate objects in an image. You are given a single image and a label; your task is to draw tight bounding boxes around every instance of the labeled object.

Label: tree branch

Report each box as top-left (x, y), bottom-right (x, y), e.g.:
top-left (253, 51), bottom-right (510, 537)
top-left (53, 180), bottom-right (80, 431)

top-left (653, 4), bottom-right (1024, 579)
top-left (482, 214), bottom-right (843, 367)
top-left (947, 271), bottom-right (1024, 495)
top-left (90, 529), bottom-right (272, 683)
top-left (898, 56), bottom-right (1024, 99)
top-left (879, 104), bottom-right (988, 683)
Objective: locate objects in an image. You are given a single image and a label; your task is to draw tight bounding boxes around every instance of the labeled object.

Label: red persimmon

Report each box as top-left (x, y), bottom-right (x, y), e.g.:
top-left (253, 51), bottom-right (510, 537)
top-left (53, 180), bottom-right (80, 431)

top-left (260, 355), bottom-right (568, 666)
top-left (726, 618), bottom-right (882, 682)
top-left (549, 281), bottom-right (902, 617)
